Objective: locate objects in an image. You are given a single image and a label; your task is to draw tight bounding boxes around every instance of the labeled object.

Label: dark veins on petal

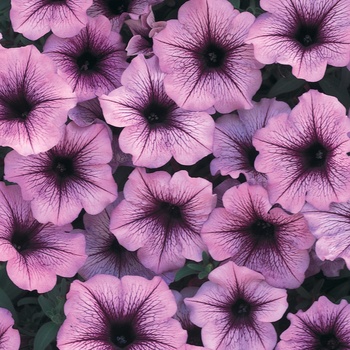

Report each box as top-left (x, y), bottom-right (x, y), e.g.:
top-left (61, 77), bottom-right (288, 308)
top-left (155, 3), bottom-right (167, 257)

top-left (231, 298), bottom-right (251, 319)
top-left (110, 322), bottom-right (136, 348)
top-left (200, 43), bottom-right (226, 69)
top-left (77, 52), bottom-right (99, 72)
top-left (302, 142), bottom-right (328, 169)
top-left (294, 24), bottom-right (319, 47)
top-left (316, 332), bottom-right (341, 350)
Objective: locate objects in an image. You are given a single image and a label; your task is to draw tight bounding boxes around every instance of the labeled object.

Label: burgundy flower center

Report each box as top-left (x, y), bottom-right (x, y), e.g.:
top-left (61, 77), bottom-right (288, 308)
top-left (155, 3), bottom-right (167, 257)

top-left (77, 52), bottom-right (99, 71)
top-left (110, 322), bottom-right (136, 348)
top-left (187, 326), bottom-right (203, 347)
top-left (106, 0), bottom-right (130, 15)
top-left (5, 94), bottom-right (33, 121)
top-left (303, 142), bottom-right (328, 168)
top-left (246, 146), bottom-right (259, 168)
top-left (317, 332), bottom-right (340, 350)
top-left (250, 219), bottom-right (275, 238)
top-left (231, 299), bottom-right (251, 318)
top-left (160, 202), bottom-right (182, 220)
top-left (52, 156), bottom-right (75, 178)
top-left (143, 102), bottom-right (170, 124)
top-left (11, 232), bottom-right (31, 252)
top-left (295, 24), bottom-right (319, 47)
top-left (201, 43), bottom-right (226, 68)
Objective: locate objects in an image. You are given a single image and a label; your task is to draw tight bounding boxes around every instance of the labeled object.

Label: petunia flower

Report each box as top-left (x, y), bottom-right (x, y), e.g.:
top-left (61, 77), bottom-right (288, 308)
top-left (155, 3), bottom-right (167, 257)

top-left (0, 183), bottom-right (86, 293)
top-left (10, 0), bottom-right (93, 41)
top-left (110, 167), bottom-right (216, 274)
top-left (253, 89), bottom-right (350, 213)
top-left (303, 201), bottom-right (350, 270)
top-left (276, 296), bottom-right (350, 349)
top-left (87, 0), bottom-right (163, 32)
top-left (68, 98), bottom-right (104, 127)
top-left (43, 15), bottom-right (128, 102)
top-left (57, 274), bottom-right (187, 349)
top-left (4, 122), bottom-right (117, 226)
top-left (0, 308), bottom-right (20, 350)
top-left (99, 54), bottom-right (214, 168)
top-left (211, 98), bottom-right (291, 185)
top-left (0, 45), bottom-right (76, 156)
top-left (153, 0), bottom-right (262, 113)
top-left (202, 182), bottom-right (314, 289)
top-left (185, 261), bottom-right (288, 350)
top-left (246, 0), bottom-right (350, 82)
top-left (78, 201), bottom-right (155, 280)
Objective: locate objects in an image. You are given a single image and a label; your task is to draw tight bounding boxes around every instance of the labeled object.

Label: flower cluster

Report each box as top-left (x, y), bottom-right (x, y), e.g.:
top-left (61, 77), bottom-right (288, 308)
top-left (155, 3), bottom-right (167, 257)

top-left (0, 0), bottom-right (350, 349)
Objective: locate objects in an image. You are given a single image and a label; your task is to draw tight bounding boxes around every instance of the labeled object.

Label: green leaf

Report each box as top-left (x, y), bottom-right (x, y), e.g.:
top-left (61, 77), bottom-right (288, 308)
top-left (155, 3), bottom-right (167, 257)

top-left (198, 271), bottom-right (209, 280)
top-left (17, 297), bottom-right (39, 307)
top-left (38, 296), bottom-right (56, 316)
top-left (201, 251), bottom-right (209, 265)
top-left (318, 75), bottom-right (350, 110)
top-left (187, 263), bottom-right (203, 272)
top-left (268, 75), bottom-right (305, 97)
top-left (33, 322), bottom-right (60, 350)
top-left (229, 0), bottom-right (240, 8)
top-left (0, 288), bottom-right (17, 322)
top-left (295, 286), bottom-right (311, 299)
top-left (174, 266), bottom-right (197, 282)
top-left (329, 282), bottom-right (350, 300)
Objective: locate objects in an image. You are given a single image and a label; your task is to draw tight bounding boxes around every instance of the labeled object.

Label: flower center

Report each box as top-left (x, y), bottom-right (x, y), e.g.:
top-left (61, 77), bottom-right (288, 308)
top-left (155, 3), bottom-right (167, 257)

top-left (6, 94), bottom-right (32, 121)
top-left (317, 332), bottom-right (340, 350)
top-left (246, 146), bottom-right (259, 168)
top-left (295, 24), bottom-right (319, 47)
top-left (143, 102), bottom-right (169, 125)
top-left (11, 231), bottom-right (31, 252)
top-left (250, 219), bottom-right (275, 238)
top-left (110, 238), bottom-right (127, 254)
top-left (303, 142), bottom-right (328, 168)
top-left (107, 0), bottom-right (130, 15)
top-left (110, 322), bottom-right (136, 348)
top-left (160, 202), bottom-right (182, 219)
top-left (52, 156), bottom-right (75, 178)
top-left (201, 43), bottom-right (226, 68)
top-left (77, 52), bottom-right (99, 71)
top-left (231, 299), bottom-right (251, 318)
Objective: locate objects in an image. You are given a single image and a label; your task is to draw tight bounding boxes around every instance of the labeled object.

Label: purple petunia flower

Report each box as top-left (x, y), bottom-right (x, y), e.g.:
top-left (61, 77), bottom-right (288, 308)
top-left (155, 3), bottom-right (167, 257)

top-left (276, 296), bottom-right (350, 349)
top-left (5, 122), bottom-right (117, 226)
top-left (202, 182), bottom-right (314, 288)
top-left (57, 274), bottom-right (187, 349)
top-left (78, 201), bottom-right (155, 280)
top-left (253, 90), bottom-right (350, 213)
top-left (99, 54), bottom-right (214, 168)
top-left (10, 0), bottom-right (93, 41)
top-left (303, 202), bottom-right (350, 270)
top-left (87, 0), bottom-right (163, 32)
top-left (185, 261), bottom-right (288, 350)
top-left (247, 0), bottom-right (350, 82)
top-left (153, 0), bottom-right (262, 113)
top-left (0, 45), bottom-right (76, 156)
top-left (68, 98), bottom-right (104, 127)
top-left (0, 308), bottom-right (20, 350)
top-left (110, 167), bottom-right (216, 274)
top-left (0, 183), bottom-right (86, 293)
top-left (43, 15), bottom-right (128, 102)
top-left (211, 98), bottom-right (291, 185)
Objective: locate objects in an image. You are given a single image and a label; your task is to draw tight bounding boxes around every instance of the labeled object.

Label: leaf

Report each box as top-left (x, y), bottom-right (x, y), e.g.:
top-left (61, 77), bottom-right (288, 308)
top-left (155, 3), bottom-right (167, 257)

top-left (295, 286), bottom-right (311, 299)
top-left (187, 263), bottom-right (203, 272)
top-left (202, 251), bottom-right (209, 265)
top-left (17, 297), bottom-right (39, 307)
top-left (33, 322), bottom-right (60, 350)
top-left (229, 0), bottom-right (240, 8)
top-left (198, 271), bottom-right (209, 280)
top-left (174, 266), bottom-right (197, 282)
top-left (38, 295), bottom-right (56, 317)
top-left (318, 75), bottom-right (350, 110)
top-left (268, 75), bottom-right (305, 97)
top-left (0, 288), bottom-right (18, 322)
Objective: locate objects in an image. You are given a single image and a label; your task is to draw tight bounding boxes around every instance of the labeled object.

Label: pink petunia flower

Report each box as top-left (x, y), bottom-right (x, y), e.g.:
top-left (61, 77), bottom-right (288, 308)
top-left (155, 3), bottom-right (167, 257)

top-left (202, 182), bottom-right (314, 289)
top-left (276, 296), bottom-right (350, 349)
top-left (10, 0), bottom-right (93, 41)
top-left (247, 0), bottom-right (350, 82)
top-left (110, 167), bottom-right (216, 274)
top-left (5, 122), bottom-right (117, 226)
top-left (99, 54), bottom-right (214, 168)
top-left (253, 90), bottom-right (350, 213)
top-left (185, 261), bottom-right (288, 350)
top-left (78, 201), bottom-right (155, 280)
top-left (303, 202), bottom-right (350, 270)
top-left (87, 0), bottom-right (163, 32)
top-left (0, 308), bottom-right (20, 350)
top-left (153, 0), bottom-right (262, 113)
top-left (211, 98), bottom-right (291, 185)
top-left (68, 98), bottom-right (104, 127)
top-left (44, 15), bottom-right (128, 102)
top-left (0, 183), bottom-right (86, 293)
top-left (57, 274), bottom-right (187, 349)
top-left (0, 45), bottom-right (76, 156)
